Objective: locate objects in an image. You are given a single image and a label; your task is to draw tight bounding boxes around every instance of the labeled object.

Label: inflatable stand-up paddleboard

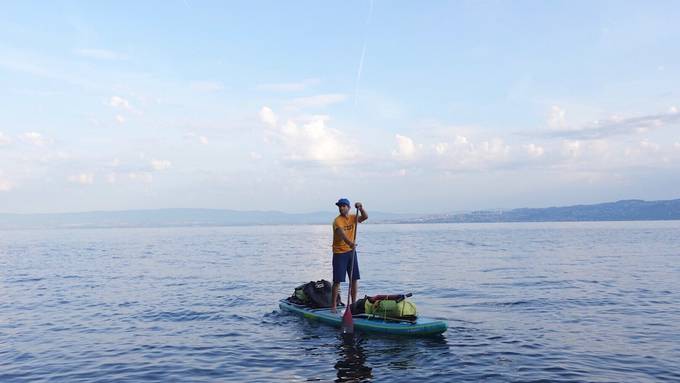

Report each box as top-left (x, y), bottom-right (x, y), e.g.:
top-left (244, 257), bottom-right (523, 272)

top-left (279, 299), bottom-right (447, 336)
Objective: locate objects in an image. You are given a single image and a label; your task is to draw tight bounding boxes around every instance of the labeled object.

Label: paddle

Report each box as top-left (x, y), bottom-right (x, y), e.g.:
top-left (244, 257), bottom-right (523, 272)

top-left (341, 206), bottom-right (360, 334)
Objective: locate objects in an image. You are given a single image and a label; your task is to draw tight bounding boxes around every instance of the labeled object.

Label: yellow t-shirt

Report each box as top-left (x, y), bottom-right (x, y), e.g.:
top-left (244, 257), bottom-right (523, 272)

top-left (332, 214), bottom-right (357, 254)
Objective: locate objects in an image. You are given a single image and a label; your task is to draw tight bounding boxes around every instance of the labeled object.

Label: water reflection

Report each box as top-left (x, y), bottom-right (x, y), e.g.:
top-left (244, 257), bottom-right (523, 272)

top-left (334, 333), bottom-right (373, 382)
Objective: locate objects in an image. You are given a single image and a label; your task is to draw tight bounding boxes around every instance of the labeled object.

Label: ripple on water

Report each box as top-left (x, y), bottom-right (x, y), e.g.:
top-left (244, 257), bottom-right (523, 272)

top-left (137, 309), bottom-right (223, 322)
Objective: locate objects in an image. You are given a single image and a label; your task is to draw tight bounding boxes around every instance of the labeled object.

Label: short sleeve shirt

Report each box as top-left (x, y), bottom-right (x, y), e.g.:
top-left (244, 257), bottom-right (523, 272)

top-left (332, 214), bottom-right (357, 254)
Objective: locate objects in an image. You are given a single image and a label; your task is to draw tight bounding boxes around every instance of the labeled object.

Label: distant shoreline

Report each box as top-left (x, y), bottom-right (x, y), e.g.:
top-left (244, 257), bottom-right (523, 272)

top-left (1, 198), bottom-right (679, 230)
top-left (2, 219), bottom-right (680, 232)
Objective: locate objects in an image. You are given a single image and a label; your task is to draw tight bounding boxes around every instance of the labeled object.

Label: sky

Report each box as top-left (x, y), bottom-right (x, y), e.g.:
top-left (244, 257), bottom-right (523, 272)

top-left (1, 1), bottom-right (680, 214)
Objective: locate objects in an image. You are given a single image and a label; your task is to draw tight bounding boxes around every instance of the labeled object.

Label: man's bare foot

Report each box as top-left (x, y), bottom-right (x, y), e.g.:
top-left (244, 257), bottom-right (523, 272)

top-left (330, 307), bottom-right (337, 313)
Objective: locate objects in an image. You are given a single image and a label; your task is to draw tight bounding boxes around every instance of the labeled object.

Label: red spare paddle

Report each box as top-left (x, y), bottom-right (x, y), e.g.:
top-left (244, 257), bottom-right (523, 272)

top-left (341, 207), bottom-right (360, 334)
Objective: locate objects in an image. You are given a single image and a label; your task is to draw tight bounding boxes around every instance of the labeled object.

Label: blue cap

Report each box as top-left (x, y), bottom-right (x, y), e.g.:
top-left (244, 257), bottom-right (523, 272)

top-left (335, 198), bottom-right (350, 207)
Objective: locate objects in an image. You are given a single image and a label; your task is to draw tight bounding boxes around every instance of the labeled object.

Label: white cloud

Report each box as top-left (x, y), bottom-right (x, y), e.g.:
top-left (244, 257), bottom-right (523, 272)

top-left (68, 173), bottom-right (94, 185)
top-left (199, 136), bottom-right (209, 145)
top-left (107, 173), bottom-right (117, 184)
top-left (109, 96), bottom-right (132, 110)
top-left (150, 159), bottom-right (172, 171)
top-left (288, 118), bottom-right (351, 162)
top-left (446, 136), bottom-right (508, 163)
top-left (190, 81), bottom-right (224, 92)
top-left (250, 152), bottom-right (262, 160)
top-left (524, 143), bottom-right (545, 158)
top-left (675, 142), bottom-right (680, 150)
top-left (115, 115), bottom-right (126, 124)
top-left (401, 134), bottom-right (511, 171)
top-left (548, 105), bottom-right (567, 129)
top-left (285, 94), bottom-right (347, 110)
top-left (257, 78), bottom-right (320, 92)
top-left (392, 134), bottom-right (417, 160)
top-left (259, 106), bottom-right (278, 127)
top-left (262, 108), bottom-right (355, 164)
top-left (0, 132), bottom-right (11, 145)
top-left (74, 48), bottom-right (127, 60)
top-left (21, 132), bottom-right (48, 146)
top-left (669, 106), bottom-right (678, 114)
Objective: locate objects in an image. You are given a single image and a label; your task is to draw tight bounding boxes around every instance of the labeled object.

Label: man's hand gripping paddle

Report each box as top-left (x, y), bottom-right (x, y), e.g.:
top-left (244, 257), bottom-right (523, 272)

top-left (341, 207), bottom-right (359, 334)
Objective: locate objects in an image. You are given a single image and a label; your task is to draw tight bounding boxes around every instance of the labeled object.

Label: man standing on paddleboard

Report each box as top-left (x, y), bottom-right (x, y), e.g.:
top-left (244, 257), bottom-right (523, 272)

top-left (331, 198), bottom-right (368, 313)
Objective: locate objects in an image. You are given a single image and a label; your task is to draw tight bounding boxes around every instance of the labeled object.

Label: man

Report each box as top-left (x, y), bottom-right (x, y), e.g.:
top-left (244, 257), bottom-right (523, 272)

top-left (331, 198), bottom-right (368, 313)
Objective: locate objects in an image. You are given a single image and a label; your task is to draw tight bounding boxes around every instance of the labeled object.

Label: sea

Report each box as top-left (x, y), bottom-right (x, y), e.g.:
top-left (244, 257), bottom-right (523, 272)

top-left (1, 221), bottom-right (679, 382)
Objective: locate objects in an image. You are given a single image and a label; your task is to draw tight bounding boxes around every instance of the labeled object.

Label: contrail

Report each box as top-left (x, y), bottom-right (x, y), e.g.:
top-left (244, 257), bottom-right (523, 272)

top-left (353, 0), bottom-right (374, 107)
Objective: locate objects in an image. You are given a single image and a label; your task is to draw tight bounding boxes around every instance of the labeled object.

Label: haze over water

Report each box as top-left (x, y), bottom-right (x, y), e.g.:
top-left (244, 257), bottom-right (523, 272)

top-left (2, 221), bottom-right (679, 382)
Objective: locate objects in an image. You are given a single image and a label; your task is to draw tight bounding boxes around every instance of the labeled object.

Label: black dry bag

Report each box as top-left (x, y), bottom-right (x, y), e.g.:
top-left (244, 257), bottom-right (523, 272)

top-left (302, 280), bottom-right (336, 308)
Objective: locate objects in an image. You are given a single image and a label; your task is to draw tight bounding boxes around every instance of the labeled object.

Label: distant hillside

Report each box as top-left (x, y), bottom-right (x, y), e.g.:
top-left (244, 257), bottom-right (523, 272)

top-left (0, 209), bottom-right (418, 229)
top-left (403, 199), bottom-right (680, 223)
top-left (2, 199), bottom-right (679, 229)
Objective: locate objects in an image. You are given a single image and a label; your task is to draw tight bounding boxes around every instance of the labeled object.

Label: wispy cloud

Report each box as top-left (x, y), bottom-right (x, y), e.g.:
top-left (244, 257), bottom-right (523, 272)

top-left (256, 78), bottom-right (320, 92)
top-left (0, 49), bottom-right (95, 89)
top-left (74, 48), bottom-right (127, 61)
top-left (284, 94), bottom-right (347, 110)
top-left (190, 81), bottom-right (224, 92)
top-left (543, 110), bottom-right (680, 140)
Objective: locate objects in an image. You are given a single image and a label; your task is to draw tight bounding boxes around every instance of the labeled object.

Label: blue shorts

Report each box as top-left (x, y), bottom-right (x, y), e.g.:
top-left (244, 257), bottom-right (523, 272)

top-left (333, 250), bottom-right (360, 283)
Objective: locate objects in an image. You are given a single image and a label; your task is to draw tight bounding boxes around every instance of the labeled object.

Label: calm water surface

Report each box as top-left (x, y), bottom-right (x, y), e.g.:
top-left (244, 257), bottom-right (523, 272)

top-left (2, 222), bottom-right (680, 382)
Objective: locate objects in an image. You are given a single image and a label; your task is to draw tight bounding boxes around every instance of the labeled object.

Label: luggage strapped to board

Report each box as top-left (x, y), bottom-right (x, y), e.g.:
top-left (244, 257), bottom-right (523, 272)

top-left (288, 280), bottom-right (341, 309)
top-left (351, 293), bottom-right (417, 320)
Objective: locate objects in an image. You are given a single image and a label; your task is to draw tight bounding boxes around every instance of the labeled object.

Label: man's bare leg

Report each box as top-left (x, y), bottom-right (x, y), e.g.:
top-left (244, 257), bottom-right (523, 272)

top-left (331, 282), bottom-right (340, 313)
top-left (351, 279), bottom-right (359, 305)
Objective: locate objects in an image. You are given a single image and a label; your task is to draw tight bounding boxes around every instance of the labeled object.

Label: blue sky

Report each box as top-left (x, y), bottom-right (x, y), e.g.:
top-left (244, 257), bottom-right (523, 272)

top-left (1, 1), bottom-right (679, 214)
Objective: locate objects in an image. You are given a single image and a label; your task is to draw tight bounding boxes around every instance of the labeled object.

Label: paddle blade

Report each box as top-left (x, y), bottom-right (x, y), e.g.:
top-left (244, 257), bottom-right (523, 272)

top-left (341, 306), bottom-right (354, 334)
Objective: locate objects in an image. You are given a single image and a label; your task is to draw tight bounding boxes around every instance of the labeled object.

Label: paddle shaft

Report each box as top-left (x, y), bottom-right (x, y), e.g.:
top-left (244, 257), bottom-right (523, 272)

top-left (341, 207), bottom-right (359, 334)
top-left (346, 207), bottom-right (359, 305)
